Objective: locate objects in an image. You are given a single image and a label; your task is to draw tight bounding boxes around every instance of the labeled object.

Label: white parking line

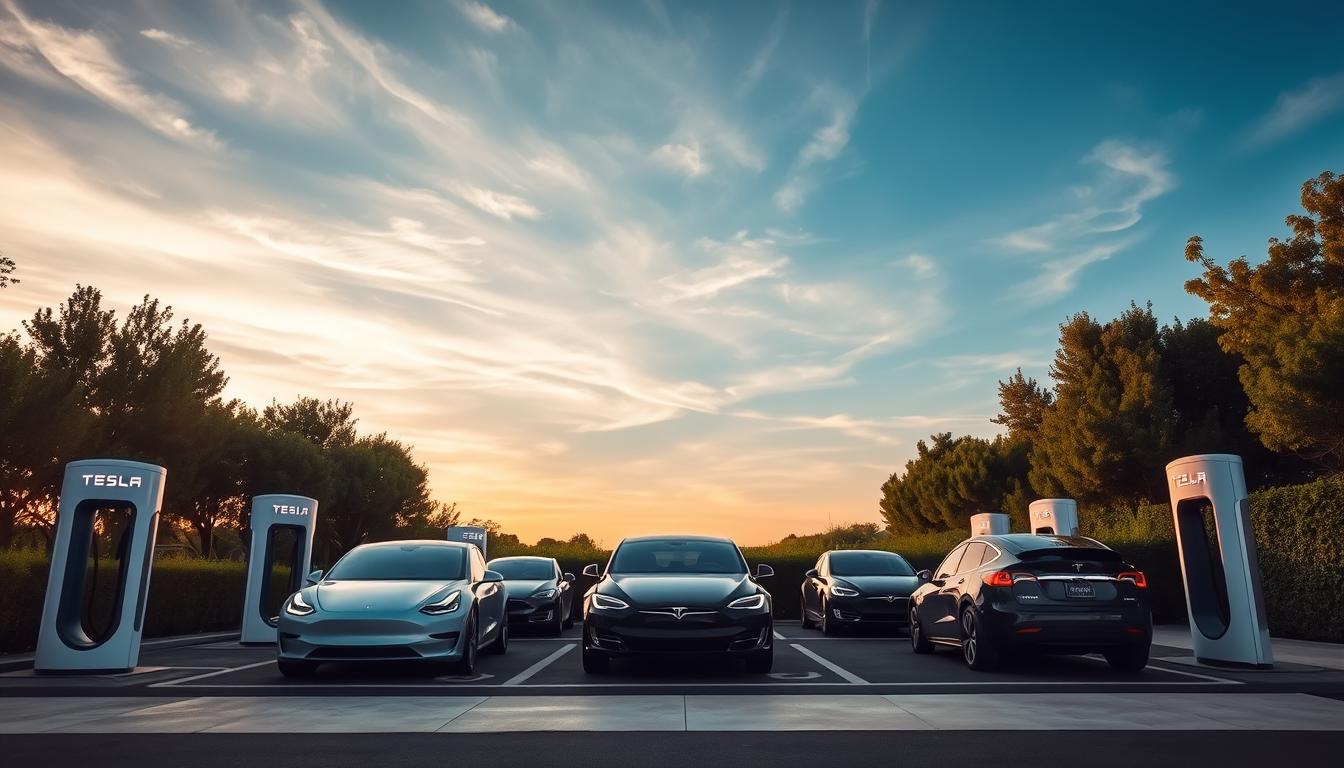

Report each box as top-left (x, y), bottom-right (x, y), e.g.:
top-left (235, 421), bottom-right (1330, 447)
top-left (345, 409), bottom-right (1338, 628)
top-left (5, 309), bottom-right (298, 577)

top-left (791, 643), bottom-right (868, 684)
top-left (502, 643), bottom-right (576, 686)
top-left (151, 660), bottom-right (276, 686)
top-left (772, 630), bottom-right (786, 640)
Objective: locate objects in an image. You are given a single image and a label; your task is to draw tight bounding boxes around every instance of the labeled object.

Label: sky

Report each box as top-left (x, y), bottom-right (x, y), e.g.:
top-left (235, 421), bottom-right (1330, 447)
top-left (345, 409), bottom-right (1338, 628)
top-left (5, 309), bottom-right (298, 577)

top-left (1, 1), bottom-right (1342, 546)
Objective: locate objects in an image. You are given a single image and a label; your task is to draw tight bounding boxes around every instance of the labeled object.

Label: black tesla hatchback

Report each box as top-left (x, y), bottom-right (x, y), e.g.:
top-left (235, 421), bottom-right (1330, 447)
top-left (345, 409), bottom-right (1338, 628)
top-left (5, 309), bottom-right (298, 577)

top-left (580, 535), bottom-right (775, 673)
top-left (909, 534), bottom-right (1152, 672)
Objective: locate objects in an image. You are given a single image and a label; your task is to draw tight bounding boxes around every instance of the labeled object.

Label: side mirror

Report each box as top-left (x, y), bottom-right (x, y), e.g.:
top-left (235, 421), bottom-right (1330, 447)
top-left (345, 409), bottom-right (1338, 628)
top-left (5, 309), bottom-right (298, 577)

top-left (931, 578), bottom-right (946, 588)
top-left (305, 569), bottom-right (324, 586)
top-left (563, 572), bottom-right (576, 582)
top-left (483, 570), bottom-right (504, 583)
top-left (755, 563), bottom-right (775, 578)
top-left (916, 569), bottom-right (932, 582)
top-left (582, 563), bottom-right (601, 578)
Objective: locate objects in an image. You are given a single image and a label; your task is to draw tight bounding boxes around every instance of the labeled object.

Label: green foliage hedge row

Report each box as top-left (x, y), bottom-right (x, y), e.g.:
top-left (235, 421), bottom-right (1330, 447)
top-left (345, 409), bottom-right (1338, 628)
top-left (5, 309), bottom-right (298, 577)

top-left (3, 477), bottom-right (1340, 653)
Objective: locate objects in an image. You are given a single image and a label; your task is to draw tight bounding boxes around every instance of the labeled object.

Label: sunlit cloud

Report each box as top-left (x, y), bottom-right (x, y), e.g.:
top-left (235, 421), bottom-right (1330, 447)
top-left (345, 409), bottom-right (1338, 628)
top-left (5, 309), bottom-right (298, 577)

top-left (456, 0), bottom-right (514, 34)
top-left (1244, 71), bottom-right (1344, 148)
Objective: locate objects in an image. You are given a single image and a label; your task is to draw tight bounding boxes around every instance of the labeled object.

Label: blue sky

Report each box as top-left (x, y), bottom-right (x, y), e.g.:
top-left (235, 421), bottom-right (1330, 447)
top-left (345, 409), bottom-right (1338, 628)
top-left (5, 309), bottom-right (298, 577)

top-left (1, 0), bottom-right (1341, 544)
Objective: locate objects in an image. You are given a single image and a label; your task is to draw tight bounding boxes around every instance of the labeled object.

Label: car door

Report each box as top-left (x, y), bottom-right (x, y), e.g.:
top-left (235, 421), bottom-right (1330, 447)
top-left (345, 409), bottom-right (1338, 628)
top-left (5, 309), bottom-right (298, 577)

top-left (803, 554), bottom-right (827, 620)
top-left (919, 544), bottom-right (968, 639)
top-left (944, 542), bottom-right (986, 624)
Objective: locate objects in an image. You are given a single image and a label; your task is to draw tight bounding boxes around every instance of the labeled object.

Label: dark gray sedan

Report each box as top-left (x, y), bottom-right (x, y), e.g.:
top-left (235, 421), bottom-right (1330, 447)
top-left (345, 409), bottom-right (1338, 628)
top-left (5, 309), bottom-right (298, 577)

top-left (487, 556), bottom-right (576, 635)
top-left (800, 549), bottom-right (921, 635)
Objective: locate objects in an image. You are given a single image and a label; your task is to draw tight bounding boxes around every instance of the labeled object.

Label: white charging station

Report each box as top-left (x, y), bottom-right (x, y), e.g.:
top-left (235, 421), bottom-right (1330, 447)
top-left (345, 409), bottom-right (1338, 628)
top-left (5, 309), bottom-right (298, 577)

top-left (447, 525), bottom-right (488, 559)
top-left (1029, 498), bottom-right (1079, 535)
top-left (240, 494), bottom-right (319, 644)
top-left (1166, 454), bottom-right (1274, 668)
top-left (35, 459), bottom-right (167, 673)
top-left (969, 512), bottom-right (1010, 537)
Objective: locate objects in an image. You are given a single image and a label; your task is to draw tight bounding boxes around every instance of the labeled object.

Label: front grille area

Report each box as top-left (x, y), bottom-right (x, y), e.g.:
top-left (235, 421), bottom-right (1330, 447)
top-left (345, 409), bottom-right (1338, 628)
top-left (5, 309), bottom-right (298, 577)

top-left (623, 635), bottom-right (736, 653)
top-left (507, 599), bottom-right (532, 611)
top-left (307, 645), bottom-right (420, 660)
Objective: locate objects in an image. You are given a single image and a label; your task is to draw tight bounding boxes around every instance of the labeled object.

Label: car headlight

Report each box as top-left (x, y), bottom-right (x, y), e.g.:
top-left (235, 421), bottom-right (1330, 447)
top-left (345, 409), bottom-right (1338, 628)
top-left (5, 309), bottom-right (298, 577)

top-left (420, 589), bottom-right (462, 615)
top-left (830, 584), bottom-right (860, 597)
top-left (532, 588), bottom-right (557, 599)
top-left (285, 592), bottom-right (315, 616)
top-left (727, 593), bottom-right (766, 610)
top-left (590, 593), bottom-right (629, 611)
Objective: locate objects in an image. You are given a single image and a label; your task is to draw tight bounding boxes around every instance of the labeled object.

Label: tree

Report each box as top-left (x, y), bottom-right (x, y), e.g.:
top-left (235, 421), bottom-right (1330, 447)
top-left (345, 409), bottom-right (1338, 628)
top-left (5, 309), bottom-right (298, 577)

top-left (0, 252), bottom-right (16, 289)
top-left (263, 397), bottom-right (358, 448)
top-left (992, 369), bottom-right (1054, 441)
top-left (879, 433), bottom-right (1031, 533)
top-left (1028, 303), bottom-right (1174, 505)
top-left (1184, 170), bottom-right (1344, 468)
top-left (323, 434), bottom-right (436, 554)
top-left (23, 284), bottom-right (114, 400)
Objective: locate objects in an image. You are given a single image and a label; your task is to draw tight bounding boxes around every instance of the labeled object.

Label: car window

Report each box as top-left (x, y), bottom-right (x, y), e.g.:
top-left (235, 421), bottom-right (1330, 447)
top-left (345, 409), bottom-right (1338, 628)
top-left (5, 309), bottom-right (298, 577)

top-left (488, 559), bottom-right (554, 580)
top-left (470, 549), bottom-right (485, 581)
top-left (609, 539), bottom-right (748, 575)
top-left (326, 545), bottom-right (467, 581)
top-left (817, 554), bottom-right (827, 576)
top-left (957, 543), bottom-right (987, 573)
top-left (829, 551), bottom-right (916, 576)
top-left (979, 545), bottom-right (1001, 567)
top-left (935, 545), bottom-right (967, 579)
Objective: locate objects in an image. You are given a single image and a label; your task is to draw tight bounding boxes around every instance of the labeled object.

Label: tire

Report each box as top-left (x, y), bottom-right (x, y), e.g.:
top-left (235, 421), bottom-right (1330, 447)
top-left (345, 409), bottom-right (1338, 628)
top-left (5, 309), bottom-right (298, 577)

top-left (820, 598), bottom-right (839, 637)
top-left (582, 643), bottom-right (609, 674)
top-left (1104, 643), bottom-right (1150, 674)
top-left (452, 614), bottom-right (479, 674)
top-left (277, 659), bottom-right (317, 678)
top-left (548, 602), bottom-right (564, 636)
top-left (488, 618), bottom-right (509, 655)
top-left (745, 647), bottom-right (773, 674)
top-left (959, 605), bottom-right (999, 671)
top-left (910, 606), bottom-right (934, 654)
top-left (799, 597), bottom-right (816, 629)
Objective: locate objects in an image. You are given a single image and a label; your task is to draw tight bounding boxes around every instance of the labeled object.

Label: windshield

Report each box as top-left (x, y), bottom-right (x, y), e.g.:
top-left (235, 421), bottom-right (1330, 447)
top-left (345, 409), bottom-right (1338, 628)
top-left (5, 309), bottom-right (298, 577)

top-left (609, 539), bottom-right (746, 575)
top-left (489, 559), bottom-right (554, 580)
top-left (326, 545), bottom-right (466, 581)
top-left (829, 551), bottom-right (915, 577)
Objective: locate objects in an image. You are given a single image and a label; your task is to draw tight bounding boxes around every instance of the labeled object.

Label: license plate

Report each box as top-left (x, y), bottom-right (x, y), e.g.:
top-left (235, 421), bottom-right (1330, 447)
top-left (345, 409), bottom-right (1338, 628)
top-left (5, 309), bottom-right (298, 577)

top-left (1065, 581), bottom-right (1095, 599)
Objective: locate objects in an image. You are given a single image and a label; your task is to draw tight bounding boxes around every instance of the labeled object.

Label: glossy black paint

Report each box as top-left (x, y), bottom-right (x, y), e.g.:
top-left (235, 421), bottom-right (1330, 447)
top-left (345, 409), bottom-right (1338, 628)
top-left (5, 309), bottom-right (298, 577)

top-left (800, 550), bottom-right (921, 631)
top-left (909, 534), bottom-right (1152, 670)
top-left (487, 556), bottom-right (576, 633)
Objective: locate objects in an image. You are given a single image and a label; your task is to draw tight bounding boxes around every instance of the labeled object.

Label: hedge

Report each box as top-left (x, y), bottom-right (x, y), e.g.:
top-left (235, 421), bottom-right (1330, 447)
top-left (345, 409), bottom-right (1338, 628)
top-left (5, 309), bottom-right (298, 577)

top-left (3, 477), bottom-right (1340, 654)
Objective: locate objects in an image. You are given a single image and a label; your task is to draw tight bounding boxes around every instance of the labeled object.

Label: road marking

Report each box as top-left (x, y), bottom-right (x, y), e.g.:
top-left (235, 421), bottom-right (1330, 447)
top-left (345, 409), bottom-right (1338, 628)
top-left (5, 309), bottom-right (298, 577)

top-left (502, 643), bottom-right (576, 686)
top-left (769, 671), bottom-right (822, 680)
top-left (791, 643), bottom-right (868, 684)
top-left (772, 630), bottom-right (787, 640)
top-left (151, 659), bottom-right (276, 686)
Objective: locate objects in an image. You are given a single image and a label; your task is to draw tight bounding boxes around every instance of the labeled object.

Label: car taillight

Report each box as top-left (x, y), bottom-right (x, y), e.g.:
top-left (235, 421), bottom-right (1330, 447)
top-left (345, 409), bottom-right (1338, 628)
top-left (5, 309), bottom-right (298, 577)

top-left (1117, 571), bottom-right (1147, 588)
top-left (983, 571), bottom-right (1035, 587)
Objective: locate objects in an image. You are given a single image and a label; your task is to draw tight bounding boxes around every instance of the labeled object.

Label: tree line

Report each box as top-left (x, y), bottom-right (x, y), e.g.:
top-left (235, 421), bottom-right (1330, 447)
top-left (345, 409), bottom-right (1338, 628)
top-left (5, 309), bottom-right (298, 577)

top-left (0, 280), bottom-right (457, 560)
top-left (880, 170), bottom-right (1343, 533)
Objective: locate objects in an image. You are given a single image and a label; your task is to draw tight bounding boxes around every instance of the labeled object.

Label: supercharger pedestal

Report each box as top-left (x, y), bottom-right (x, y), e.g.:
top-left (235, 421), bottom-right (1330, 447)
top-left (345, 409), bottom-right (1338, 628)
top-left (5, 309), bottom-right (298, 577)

top-left (447, 525), bottom-right (487, 559)
top-left (1166, 454), bottom-right (1274, 668)
top-left (240, 494), bottom-right (318, 644)
top-left (1029, 498), bottom-right (1079, 535)
top-left (35, 459), bottom-right (167, 673)
top-left (969, 513), bottom-right (1010, 537)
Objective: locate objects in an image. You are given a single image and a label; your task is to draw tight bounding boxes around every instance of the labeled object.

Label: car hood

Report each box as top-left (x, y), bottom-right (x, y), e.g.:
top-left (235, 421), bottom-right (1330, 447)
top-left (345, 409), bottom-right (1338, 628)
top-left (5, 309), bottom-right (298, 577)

top-left (502, 579), bottom-right (552, 597)
top-left (609, 574), bottom-right (749, 607)
top-left (834, 575), bottom-right (920, 596)
top-left (314, 580), bottom-right (460, 613)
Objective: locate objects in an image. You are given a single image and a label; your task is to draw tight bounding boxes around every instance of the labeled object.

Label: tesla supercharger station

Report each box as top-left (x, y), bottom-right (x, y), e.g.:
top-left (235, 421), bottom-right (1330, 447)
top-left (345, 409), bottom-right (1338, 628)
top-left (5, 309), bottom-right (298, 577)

top-left (35, 459), bottom-right (167, 673)
top-left (240, 494), bottom-right (319, 644)
top-left (1029, 498), bottom-right (1080, 535)
top-left (447, 525), bottom-right (487, 559)
top-left (1166, 454), bottom-right (1274, 668)
top-left (969, 512), bottom-right (1010, 537)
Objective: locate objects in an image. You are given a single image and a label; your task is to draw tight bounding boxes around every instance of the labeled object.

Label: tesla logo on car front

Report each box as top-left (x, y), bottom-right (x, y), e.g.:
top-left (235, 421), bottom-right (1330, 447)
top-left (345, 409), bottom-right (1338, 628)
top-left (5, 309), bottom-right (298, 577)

top-left (884, 596), bottom-right (898, 603)
top-left (671, 607), bottom-right (688, 619)
top-left (1072, 563), bottom-right (1084, 572)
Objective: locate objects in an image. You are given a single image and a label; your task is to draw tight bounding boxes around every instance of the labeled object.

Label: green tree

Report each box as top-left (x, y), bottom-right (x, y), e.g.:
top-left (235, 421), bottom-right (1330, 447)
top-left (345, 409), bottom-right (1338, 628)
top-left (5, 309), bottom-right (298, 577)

top-left (0, 252), bottom-right (16, 289)
top-left (1028, 303), bottom-right (1174, 505)
top-left (992, 368), bottom-right (1054, 441)
top-left (263, 397), bottom-right (358, 448)
top-left (1184, 170), bottom-right (1344, 468)
top-left (323, 434), bottom-right (436, 553)
top-left (879, 433), bottom-right (1030, 533)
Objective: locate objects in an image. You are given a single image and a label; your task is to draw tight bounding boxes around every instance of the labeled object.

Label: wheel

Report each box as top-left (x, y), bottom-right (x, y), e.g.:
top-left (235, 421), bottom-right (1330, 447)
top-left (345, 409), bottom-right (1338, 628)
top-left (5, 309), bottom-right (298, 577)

top-left (452, 614), bottom-right (479, 674)
top-left (277, 659), bottom-right (317, 678)
top-left (959, 605), bottom-right (999, 671)
top-left (562, 599), bottom-right (575, 630)
top-left (820, 598), bottom-right (839, 636)
top-left (582, 643), bottom-right (609, 674)
top-left (548, 602), bottom-right (564, 636)
top-left (910, 606), bottom-right (933, 654)
top-left (488, 618), bottom-right (509, 655)
top-left (1104, 643), bottom-right (1150, 674)
top-left (799, 597), bottom-right (816, 629)
top-left (745, 647), bottom-right (773, 673)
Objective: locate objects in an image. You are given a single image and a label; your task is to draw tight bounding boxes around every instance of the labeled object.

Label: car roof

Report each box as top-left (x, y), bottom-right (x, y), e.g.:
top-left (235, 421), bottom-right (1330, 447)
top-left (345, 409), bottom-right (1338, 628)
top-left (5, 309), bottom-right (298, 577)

top-left (487, 555), bottom-right (554, 563)
top-left (618, 534), bottom-right (735, 544)
top-left (355, 540), bottom-right (472, 551)
top-left (973, 534), bottom-right (1111, 554)
top-left (825, 549), bottom-right (908, 557)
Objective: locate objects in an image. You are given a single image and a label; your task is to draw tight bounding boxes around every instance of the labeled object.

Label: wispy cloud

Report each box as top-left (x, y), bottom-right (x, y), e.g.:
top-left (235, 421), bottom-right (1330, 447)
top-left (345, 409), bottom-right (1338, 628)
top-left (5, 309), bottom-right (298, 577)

top-left (740, 8), bottom-right (787, 92)
top-left (139, 28), bottom-right (192, 48)
top-left (776, 88), bottom-right (860, 212)
top-left (651, 141), bottom-right (710, 178)
top-left (457, 0), bottom-right (514, 33)
top-left (1244, 72), bottom-right (1344, 148)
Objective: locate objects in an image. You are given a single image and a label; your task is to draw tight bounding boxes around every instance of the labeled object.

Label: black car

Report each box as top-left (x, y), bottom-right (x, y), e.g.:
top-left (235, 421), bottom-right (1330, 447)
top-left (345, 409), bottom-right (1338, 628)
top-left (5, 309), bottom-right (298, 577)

top-left (801, 549), bottom-right (920, 635)
top-left (487, 556), bottom-right (576, 635)
top-left (580, 535), bottom-right (775, 674)
top-left (909, 534), bottom-right (1152, 672)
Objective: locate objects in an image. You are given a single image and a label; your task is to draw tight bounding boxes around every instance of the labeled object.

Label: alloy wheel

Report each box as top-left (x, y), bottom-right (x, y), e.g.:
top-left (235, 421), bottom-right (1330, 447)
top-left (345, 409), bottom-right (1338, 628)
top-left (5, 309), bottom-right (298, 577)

top-left (961, 610), bottom-right (977, 665)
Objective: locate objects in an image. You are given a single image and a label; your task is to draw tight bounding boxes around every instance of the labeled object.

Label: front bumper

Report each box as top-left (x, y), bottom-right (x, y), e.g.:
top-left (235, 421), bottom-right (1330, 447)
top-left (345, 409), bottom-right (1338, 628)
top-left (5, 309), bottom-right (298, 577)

top-left (825, 594), bottom-right (911, 625)
top-left (507, 597), bottom-right (558, 626)
top-left (585, 609), bottom-right (772, 655)
top-left (980, 598), bottom-right (1152, 651)
top-left (277, 610), bottom-right (470, 663)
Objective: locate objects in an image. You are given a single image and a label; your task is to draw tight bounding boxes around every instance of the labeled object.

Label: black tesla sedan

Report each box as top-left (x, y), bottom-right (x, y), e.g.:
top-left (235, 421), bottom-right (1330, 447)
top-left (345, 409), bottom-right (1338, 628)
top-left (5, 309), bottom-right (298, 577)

top-left (580, 535), bottom-right (775, 673)
top-left (909, 534), bottom-right (1152, 672)
top-left (487, 555), bottom-right (576, 635)
top-left (800, 549), bottom-right (920, 635)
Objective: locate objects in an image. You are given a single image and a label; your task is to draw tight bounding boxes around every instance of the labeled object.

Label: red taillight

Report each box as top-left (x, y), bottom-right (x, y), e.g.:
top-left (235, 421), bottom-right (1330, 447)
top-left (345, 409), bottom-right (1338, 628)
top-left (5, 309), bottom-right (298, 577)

top-left (1117, 571), bottom-right (1147, 588)
top-left (983, 571), bottom-right (1035, 587)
